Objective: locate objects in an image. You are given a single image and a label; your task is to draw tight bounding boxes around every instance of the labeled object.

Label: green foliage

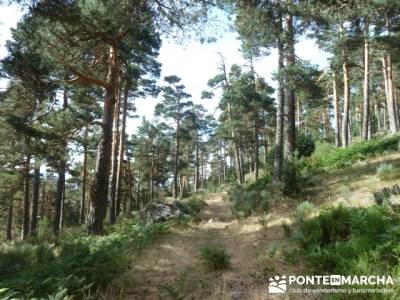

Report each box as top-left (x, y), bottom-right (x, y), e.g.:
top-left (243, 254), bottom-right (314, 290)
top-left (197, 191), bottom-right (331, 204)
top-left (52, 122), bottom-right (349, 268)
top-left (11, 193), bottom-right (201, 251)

top-left (296, 132), bottom-right (316, 158)
top-left (36, 217), bottom-right (55, 242)
top-left (199, 246), bottom-right (231, 271)
top-left (0, 218), bottom-right (168, 298)
top-left (295, 201), bottom-right (315, 223)
top-left (183, 191), bottom-right (207, 221)
top-left (160, 271), bottom-right (188, 300)
top-left (282, 154), bottom-right (313, 195)
top-left (376, 163), bottom-right (395, 181)
top-left (291, 204), bottom-right (400, 288)
top-left (311, 135), bottom-right (400, 170)
top-left (228, 175), bottom-right (271, 217)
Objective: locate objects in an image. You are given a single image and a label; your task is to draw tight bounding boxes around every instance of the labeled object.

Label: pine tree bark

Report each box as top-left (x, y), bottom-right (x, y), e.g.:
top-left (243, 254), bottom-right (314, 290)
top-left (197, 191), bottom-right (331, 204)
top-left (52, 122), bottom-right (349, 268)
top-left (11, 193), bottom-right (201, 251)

top-left (389, 55), bottom-right (399, 129)
top-left (341, 51), bottom-right (351, 147)
top-left (382, 55), bottom-right (398, 133)
top-left (273, 14), bottom-right (285, 183)
top-left (109, 82), bottom-right (121, 224)
top-left (283, 13), bottom-right (296, 160)
top-left (40, 180), bottom-right (46, 221)
top-left (254, 120), bottom-right (259, 180)
top-left (21, 153), bottom-right (31, 240)
top-left (116, 79), bottom-right (129, 216)
top-left (362, 19), bottom-right (370, 140)
top-left (54, 159), bottom-right (65, 235)
top-left (6, 198), bottom-right (13, 241)
top-left (173, 98), bottom-right (181, 198)
top-left (54, 87), bottom-right (68, 235)
top-left (30, 158), bottom-right (40, 235)
top-left (87, 45), bottom-right (120, 235)
top-left (126, 158), bottom-right (132, 213)
top-left (264, 134), bottom-right (268, 169)
top-left (150, 145), bottom-right (155, 200)
top-left (80, 127), bottom-right (88, 224)
top-left (201, 149), bottom-right (205, 189)
top-left (332, 72), bottom-right (341, 147)
top-left (194, 130), bottom-right (199, 191)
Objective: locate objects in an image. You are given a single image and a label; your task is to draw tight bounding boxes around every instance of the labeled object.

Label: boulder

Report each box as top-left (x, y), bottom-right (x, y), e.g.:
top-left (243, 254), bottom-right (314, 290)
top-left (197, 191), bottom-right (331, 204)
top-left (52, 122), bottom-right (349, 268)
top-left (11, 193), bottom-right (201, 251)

top-left (142, 200), bottom-right (189, 224)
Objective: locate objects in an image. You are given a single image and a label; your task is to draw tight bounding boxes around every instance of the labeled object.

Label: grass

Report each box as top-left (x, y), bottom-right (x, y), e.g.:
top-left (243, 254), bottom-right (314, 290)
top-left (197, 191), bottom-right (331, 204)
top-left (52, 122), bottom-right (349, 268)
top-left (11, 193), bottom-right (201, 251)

top-left (376, 163), bottom-right (395, 181)
top-left (0, 218), bottom-right (169, 298)
top-left (295, 201), bottom-right (315, 223)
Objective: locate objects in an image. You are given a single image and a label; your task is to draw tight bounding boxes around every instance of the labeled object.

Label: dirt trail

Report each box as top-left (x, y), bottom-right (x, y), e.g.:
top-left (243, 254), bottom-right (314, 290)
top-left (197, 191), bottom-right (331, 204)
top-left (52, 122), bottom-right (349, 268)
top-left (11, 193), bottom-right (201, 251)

top-left (120, 192), bottom-right (300, 300)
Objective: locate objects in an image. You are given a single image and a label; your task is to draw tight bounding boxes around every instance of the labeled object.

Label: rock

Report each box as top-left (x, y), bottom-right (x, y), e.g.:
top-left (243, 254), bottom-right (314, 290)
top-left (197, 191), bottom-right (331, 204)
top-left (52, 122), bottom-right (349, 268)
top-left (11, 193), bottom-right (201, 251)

top-left (142, 199), bottom-right (190, 224)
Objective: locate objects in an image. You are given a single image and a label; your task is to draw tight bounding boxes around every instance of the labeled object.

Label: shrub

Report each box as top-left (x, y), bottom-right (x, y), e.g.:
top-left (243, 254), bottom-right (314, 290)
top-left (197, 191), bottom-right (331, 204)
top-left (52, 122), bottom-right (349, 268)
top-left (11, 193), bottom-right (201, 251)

top-left (199, 246), bottom-right (231, 271)
top-left (295, 201), bottom-right (314, 223)
top-left (184, 192), bottom-right (207, 219)
top-left (229, 176), bottom-right (272, 217)
top-left (376, 163), bottom-right (395, 181)
top-left (311, 134), bottom-right (400, 170)
top-left (291, 204), bottom-right (400, 280)
top-left (0, 218), bottom-right (169, 298)
top-left (296, 132), bottom-right (316, 157)
top-left (282, 153), bottom-right (313, 195)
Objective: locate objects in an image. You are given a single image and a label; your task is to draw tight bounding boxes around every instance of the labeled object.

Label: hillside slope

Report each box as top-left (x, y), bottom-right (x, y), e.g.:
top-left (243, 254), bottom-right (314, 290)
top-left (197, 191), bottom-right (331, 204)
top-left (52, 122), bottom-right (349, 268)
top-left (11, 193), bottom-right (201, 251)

top-left (118, 152), bottom-right (400, 300)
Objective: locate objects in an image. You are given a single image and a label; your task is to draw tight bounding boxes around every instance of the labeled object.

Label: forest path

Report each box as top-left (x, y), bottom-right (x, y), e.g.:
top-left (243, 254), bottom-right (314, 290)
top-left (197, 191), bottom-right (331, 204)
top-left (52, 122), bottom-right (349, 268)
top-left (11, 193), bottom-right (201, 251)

top-left (120, 192), bottom-right (301, 300)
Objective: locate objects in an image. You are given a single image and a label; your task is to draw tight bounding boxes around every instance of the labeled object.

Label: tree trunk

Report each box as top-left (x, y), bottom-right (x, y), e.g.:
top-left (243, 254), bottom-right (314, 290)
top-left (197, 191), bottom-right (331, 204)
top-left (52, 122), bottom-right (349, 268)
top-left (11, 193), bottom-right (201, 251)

top-left (341, 52), bottom-right (350, 147)
top-left (220, 57), bottom-right (243, 184)
top-left (21, 154), bottom-right (31, 240)
top-left (264, 135), bottom-right (268, 168)
top-left (222, 143), bottom-right (226, 182)
top-left (272, 16), bottom-right (285, 182)
top-left (54, 87), bottom-right (68, 235)
top-left (273, 14), bottom-right (285, 183)
top-left (383, 102), bottom-right (387, 132)
top-left (6, 198), bottom-right (13, 241)
top-left (322, 98), bottom-right (330, 139)
top-left (150, 145), bottom-right (155, 201)
top-left (284, 13), bottom-right (296, 160)
top-left (382, 55), bottom-right (398, 133)
top-left (194, 131), bottom-right (200, 191)
top-left (116, 80), bottom-right (129, 216)
top-left (389, 55), bottom-right (399, 129)
top-left (30, 158), bottom-right (40, 235)
top-left (254, 119), bottom-right (259, 181)
top-left (109, 82), bottom-right (121, 224)
top-left (393, 71), bottom-right (399, 127)
top-left (173, 103), bottom-right (180, 198)
top-left (362, 19), bottom-right (370, 140)
top-left (54, 159), bottom-right (65, 235)
top-left (87, 46), bottom-right (119, 235)
top-left (332, 72), bottom-right (341, 147)
top-left (136, 170), bottom-right (141, 210)
top-left (375, 103), bottom-right (381, 132)
top-left (201, 149), bottom-right (205, 189)
top-left (126, 158), bottom-right (132, 213)
top-left (40, 180), bottom-right (46, 221)
top-left (80, 127), bottom-right (88, 224)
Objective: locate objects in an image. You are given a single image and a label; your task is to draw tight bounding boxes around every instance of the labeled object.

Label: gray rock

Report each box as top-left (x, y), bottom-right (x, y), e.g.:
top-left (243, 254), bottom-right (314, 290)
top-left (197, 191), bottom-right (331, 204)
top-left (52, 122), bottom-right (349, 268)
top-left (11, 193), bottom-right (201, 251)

top-left (142, 200), bottom-right (189, 224)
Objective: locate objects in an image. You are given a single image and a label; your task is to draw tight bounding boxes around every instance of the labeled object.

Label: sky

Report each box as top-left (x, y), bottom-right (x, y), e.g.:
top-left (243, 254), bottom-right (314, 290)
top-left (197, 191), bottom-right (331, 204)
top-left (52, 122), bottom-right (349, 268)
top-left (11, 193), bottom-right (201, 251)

top-left (0, 3), bottom-right (332, 135)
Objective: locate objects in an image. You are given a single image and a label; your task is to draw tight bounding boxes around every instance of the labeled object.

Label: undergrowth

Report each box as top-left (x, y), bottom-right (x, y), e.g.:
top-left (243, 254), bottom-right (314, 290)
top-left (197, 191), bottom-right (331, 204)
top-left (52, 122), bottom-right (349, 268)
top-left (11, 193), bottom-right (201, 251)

top-left (291, 204), bottom-right (400, 298)
top-left (228, 175), bottom-right (272, 217)
top-left (311, 134), bottom-right (400, 170)
top-left (0, 218), bottom-right (169, 298)
top-left (199, 246), bottom-right (231, 271)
